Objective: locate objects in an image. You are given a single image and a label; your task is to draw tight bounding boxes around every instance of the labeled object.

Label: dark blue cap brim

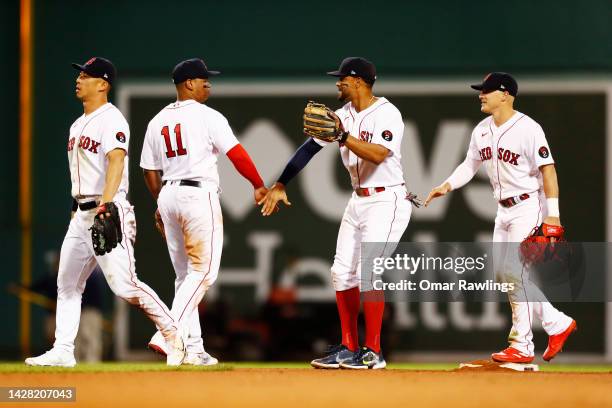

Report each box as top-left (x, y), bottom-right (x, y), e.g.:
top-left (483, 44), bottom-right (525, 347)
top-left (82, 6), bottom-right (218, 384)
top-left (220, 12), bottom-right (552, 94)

top-left (72, 63), bottom-right (86, 71)
top-left (470, 84), bottom-right (485, 91)
top-left (326, 70), bottom-right (345, 77)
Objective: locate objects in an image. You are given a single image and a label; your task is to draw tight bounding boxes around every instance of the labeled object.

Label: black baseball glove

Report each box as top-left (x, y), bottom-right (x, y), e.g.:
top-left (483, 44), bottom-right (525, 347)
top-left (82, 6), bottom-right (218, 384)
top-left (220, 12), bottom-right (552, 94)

top-left (90, 202), bottom-right (123, 256)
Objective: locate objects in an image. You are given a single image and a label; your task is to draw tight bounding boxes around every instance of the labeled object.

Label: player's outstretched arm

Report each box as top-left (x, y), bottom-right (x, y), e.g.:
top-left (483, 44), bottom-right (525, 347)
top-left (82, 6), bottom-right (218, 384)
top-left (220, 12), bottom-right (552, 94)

top-left (226, 144), bottom-right (266, 204)
top-left (425, 156), bottom-right (482, 207)
top-left (424, 182), bottom-right (452, 207)
top-left (540, 164), bottom-right (561, 228)
top-left (257, 138), bottom-right (323, 216)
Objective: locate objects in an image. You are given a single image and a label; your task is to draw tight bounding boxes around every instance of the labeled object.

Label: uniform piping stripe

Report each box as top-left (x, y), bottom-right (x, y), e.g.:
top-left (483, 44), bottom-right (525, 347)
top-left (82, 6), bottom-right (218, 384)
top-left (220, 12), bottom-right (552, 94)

top-left (356, 101), bottom-right (389, 188)
top-left (382, 191), bottom-right (399, 255)
top-left (493, 114), bottom-right (526, 201)
top-left (165, 100), bottom-right (197, 110)
top-left (178, 192), bottom-right (215, 322)
top-left (369, 191), bottom-right (398, 288)
top-left (519, 197), bottom-right (542, 354)
top-left (116, 202), bottom-right (175, 325)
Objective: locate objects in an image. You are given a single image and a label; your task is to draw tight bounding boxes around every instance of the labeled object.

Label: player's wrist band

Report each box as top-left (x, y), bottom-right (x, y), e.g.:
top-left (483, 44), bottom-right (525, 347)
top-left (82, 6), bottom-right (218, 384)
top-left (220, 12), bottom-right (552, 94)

top-left (547, 198), bottom-right (560, 217)
top-left (338, 131), bottom-right (349, 144)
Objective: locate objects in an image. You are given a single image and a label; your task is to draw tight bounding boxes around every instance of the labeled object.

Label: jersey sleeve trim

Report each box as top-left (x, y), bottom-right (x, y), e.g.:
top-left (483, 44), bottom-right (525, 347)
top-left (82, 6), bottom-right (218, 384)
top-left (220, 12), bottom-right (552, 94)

top-left (140, 162), bottom-right (163, 171)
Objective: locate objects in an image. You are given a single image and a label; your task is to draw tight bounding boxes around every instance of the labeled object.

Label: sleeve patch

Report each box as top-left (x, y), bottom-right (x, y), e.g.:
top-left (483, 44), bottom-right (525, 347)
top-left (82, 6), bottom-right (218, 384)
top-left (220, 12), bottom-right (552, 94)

top-left (116, 132), bottom-right (126, 143)
top-left (381, 130), bottom-right (393, 141)
top-left (538, 146), bottom-right (549, 158)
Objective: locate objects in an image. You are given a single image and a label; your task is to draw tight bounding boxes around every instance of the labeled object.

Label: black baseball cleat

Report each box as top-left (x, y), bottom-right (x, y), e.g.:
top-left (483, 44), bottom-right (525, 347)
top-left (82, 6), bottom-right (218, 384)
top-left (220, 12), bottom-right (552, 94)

top-left (311, 344), bottom-right (355, 369)
top-left (340, 346), bottom-right (387, 369)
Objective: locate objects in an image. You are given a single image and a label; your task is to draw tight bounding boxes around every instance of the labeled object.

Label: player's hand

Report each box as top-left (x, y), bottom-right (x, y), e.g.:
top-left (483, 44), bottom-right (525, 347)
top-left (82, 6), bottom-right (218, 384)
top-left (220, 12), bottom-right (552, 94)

top-left (95, 203), bottom-right (111, 220)
top-left (543, 216), bottom-right (562, 243)
top-left (254, 186), bottom-right (269, 205)
top-left (154, 208), bottom-right (166, 240)
top-left (424, 182), bottom-right (451, 207)
top-left (258, 182), bottom-right (291, 216)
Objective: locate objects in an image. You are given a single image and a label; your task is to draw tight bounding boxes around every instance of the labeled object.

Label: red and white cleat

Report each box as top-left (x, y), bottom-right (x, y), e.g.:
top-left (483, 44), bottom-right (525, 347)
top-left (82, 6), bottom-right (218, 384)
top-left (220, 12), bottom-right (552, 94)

top-left (491, 347), bottom-right (534, 363)
top-left (543, 320), bottom-right (577, 362)
top-left (148, 331), bottom-right (168, 356)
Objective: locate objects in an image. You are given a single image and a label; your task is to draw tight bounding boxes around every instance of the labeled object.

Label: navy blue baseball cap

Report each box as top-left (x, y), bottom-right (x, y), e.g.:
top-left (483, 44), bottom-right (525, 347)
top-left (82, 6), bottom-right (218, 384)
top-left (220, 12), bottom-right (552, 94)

top-left (327, 57), bottom-right (377, 84)
top-left (471, 72), bottom-right (518, 96)
top-left (172, 58), bottom-right (220, 84)
top-left (72, 57), bottom-right (116, 85)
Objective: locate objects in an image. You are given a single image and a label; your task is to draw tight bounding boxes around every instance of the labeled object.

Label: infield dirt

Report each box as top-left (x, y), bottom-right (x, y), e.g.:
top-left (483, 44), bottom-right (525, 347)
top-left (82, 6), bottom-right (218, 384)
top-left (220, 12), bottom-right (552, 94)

top-left (1, 368), bottom-right (611, 407)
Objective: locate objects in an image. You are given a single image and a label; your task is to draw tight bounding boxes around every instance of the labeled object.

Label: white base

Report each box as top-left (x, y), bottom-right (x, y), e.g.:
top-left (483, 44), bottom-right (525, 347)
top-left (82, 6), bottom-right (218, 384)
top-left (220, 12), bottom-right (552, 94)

top-left (458, 362), bottom-right (540, 372)
top-left (499, 363), bottom-right (539, 372)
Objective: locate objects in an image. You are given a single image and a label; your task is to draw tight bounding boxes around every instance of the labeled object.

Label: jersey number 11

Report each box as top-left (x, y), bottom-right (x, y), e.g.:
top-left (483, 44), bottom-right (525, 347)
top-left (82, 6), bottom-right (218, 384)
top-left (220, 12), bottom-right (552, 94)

top-left (162, 124), bottom-right (187, 158)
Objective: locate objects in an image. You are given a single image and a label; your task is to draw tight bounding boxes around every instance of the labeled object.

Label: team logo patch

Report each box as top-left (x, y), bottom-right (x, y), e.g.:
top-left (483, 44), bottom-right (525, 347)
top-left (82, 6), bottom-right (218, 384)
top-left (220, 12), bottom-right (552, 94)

top-left (538, 146), bottom-right (549, 158)
top-left (381, 130), bottom-right (393, 141)
top-left (116, 132), bottom-right (126, 143)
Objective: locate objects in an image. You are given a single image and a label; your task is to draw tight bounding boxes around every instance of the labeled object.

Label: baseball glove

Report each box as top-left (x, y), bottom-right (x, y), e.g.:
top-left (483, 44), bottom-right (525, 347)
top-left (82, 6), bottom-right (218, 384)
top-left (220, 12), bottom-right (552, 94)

top-left (519, 223), bottom-right (565, 266)
top-left (90, 202), bottom-right (123, 256)
top-left (303, 101), bottom-right (348, 143)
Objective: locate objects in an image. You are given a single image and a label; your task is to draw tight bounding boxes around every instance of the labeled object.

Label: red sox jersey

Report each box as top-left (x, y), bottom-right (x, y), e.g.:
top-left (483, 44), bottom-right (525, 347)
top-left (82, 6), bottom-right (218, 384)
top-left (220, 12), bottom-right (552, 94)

top-left (67, 103), bottom-right (130, 198)
top-left (466, 112), bottom-right (554, 200)
top-left (313, 97), bottom-right (405, 189)
top-left (140, 100), bottom-right (239, 188)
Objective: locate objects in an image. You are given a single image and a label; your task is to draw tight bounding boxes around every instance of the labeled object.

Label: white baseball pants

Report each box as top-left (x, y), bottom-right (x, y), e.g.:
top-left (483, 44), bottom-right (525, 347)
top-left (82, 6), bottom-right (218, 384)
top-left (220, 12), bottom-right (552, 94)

top-left (331, 185), bottom-right (412, 291)
top-left (157, 184), bottom-right (223, 354)
top-left (493, 193), bottom-right (573, 355)
top-left (54, 199), bottom-right (177, 354)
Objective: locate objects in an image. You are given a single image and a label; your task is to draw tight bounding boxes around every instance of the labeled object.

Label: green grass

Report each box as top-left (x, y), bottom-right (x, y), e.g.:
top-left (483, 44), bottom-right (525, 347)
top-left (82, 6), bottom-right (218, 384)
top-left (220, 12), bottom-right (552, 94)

top-left (1, 362), bottom-right (611, 374)
top-left (0, 362), bottom-right (233, 373)
top-left (538, 364), bottom-right (612, 373)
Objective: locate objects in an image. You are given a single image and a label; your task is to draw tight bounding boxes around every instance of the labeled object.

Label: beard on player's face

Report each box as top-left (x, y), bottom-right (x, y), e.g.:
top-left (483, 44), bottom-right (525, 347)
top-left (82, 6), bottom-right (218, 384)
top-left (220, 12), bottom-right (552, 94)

top-left (337, 89), bottom-right (349, 102)
top-left (336, 78), bottom-right (353, 102)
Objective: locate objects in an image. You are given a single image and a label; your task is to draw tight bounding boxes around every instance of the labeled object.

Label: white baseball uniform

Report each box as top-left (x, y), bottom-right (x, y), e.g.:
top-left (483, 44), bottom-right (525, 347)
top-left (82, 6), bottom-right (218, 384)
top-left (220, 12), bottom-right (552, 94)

top-left (446, 111), bottom-right (573, 356)
top-left (56, 102), bottom-right (178, 355)
top-left (313, 97), bottom-right (413, 291)
top-left (140, 99), bottom-right (238, 354)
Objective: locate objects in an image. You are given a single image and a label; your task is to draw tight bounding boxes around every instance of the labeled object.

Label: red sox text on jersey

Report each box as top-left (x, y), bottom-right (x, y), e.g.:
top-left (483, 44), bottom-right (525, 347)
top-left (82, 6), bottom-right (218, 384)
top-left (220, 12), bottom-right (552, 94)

top-left (478, 146), bottom-right (520, 165)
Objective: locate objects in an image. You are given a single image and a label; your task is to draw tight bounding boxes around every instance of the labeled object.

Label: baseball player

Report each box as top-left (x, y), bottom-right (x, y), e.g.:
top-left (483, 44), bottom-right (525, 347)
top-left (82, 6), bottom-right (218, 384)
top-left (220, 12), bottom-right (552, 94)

top-left (425, 72), bottom-right (577, 363)
top-left (140, 58), bottom-right (268, 366)
top-left (25, 57), bottom-right (186, 367)
top-left (259, 57), bottom-right (417, 369)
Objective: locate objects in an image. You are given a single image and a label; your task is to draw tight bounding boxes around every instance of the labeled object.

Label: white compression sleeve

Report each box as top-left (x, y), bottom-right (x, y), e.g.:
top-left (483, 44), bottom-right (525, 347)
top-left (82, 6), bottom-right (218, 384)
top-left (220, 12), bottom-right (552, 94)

top-left (444, 157), bottom-right (481, 191)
